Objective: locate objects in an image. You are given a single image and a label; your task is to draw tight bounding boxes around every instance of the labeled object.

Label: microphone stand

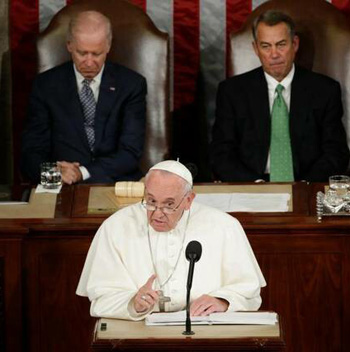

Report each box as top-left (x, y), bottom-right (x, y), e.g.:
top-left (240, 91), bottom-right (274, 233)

top-left (183, 258), bottom-right (195, 335)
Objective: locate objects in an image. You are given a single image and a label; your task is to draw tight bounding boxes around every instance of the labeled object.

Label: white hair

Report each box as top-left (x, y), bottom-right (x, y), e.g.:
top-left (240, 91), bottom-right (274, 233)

top-left (67, 10), bottom-right (112, 45)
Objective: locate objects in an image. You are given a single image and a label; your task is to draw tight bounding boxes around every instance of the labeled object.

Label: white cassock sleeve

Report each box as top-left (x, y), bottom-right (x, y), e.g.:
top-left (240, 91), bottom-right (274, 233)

top-left (207, 217), bottom-right (266, 311)
top-left (76, 215), bottom-right (147, 320)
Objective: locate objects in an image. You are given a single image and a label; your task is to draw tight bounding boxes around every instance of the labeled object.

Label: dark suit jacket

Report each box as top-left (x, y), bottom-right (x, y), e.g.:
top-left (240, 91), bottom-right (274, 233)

top-left (211, 66), bottom-right (350, 182)
top-left (21, 61), bottom-right (147, 183)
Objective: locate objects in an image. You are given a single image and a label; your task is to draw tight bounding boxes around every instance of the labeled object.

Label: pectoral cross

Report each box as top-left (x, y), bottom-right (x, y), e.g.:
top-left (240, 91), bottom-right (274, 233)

top-left (158, 290), bottom-right (171, 312)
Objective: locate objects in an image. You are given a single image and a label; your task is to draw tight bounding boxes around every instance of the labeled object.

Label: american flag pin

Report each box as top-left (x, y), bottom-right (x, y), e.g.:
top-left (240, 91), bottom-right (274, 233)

top-left (110, 87), bottom-right (116, 91)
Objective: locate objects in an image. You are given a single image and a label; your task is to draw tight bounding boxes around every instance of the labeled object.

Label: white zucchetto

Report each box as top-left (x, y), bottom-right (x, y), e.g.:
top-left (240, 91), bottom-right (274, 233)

top-left (149, 160), bottom-right (193, 186)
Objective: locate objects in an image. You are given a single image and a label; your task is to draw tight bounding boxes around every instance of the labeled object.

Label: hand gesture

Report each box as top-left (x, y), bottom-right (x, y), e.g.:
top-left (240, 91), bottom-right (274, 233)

top-left (134, 274), bottom-right (159, 313)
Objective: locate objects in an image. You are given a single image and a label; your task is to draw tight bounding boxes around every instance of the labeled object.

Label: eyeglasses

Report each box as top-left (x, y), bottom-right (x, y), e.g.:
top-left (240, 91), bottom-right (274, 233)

top-left (142, 192), bottom-right (188, 214)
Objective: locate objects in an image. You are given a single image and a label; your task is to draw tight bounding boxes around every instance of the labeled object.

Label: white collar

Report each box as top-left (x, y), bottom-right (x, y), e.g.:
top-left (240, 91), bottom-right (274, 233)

top-left (73, 64), bottom-right (105, 85)
top-left (264, 64), bottom-right (295, 91)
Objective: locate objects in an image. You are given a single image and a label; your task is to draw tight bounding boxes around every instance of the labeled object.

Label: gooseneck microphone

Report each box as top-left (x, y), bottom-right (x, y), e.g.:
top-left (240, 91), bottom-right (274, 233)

top-left (183, 240), bottom-right (202, 336)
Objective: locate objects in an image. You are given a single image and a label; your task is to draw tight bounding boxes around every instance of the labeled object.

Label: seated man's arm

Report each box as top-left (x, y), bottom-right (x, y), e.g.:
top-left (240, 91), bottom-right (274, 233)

top-left (211, 80), bottom-right (264, 182)
top-left (301, 81), bottom-right (349, 181)
top-left (86, 76), bottom-right (147, 182)
top-left (21, 77), bottom-right (51, 183)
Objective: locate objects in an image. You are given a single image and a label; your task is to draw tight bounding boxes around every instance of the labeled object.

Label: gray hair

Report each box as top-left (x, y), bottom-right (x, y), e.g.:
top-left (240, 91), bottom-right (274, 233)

top-left (145, 170), bottom-right (193, 194)
top-left (67, 10), bottom-right (112, 45)
top-left (252, 10), bottom-right (296, 41)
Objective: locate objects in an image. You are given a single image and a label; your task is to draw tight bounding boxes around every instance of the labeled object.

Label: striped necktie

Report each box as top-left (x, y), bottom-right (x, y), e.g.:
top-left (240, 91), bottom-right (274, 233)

top-left (270, 84), bottom-right (294, 182)
top-left (80, 79), bottom-right (96, 151)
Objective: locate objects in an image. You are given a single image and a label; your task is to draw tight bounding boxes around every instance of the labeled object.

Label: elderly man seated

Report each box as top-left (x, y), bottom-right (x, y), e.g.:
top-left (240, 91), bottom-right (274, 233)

top-left (21, 10), bottom-right (146, 184)
top-left (77, 160), bottom-right (265, 319)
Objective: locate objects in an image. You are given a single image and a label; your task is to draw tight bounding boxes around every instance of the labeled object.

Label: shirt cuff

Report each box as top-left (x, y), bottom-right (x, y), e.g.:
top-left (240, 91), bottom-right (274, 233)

top-left (79, 166), bottom-right (91, 181)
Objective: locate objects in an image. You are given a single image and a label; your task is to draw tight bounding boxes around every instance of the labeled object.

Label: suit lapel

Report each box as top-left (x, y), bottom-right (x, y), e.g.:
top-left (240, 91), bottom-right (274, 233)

top-left (251, 68), bottom-right (271, 171)
top-left (290, 67), bottom-right (310, 149)
top-left (94, 64), bottom-right (119, 148)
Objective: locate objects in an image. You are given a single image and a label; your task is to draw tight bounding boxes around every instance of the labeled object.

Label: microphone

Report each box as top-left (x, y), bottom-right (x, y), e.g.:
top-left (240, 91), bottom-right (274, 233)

top-left (183, 240), bottom-right (202, 335)
top-left (185, 240), bottom-right (202, 290)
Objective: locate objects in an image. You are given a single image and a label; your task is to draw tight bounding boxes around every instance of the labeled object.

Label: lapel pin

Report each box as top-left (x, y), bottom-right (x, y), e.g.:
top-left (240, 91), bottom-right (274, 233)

top-left (109, 87), bottom-right (116, 91)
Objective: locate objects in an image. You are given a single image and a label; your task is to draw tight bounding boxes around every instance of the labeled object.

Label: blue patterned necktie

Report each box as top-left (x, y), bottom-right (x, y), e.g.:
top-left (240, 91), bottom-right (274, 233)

top-left (270, 84), bottom-right (294, 182)
top-left (80, 79), bottom-right (96, 151)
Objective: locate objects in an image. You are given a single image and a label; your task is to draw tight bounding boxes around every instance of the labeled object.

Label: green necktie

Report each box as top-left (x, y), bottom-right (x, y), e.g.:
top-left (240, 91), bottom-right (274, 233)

top-left (270, 84), bottom-right (294, 182)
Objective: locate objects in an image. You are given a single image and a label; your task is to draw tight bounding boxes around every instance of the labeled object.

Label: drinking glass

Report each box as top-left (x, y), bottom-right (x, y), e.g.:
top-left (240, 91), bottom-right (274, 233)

top-left (329, 175), bottom-right (350, 199)
top-left (40, 162), bottom-right (62, 189)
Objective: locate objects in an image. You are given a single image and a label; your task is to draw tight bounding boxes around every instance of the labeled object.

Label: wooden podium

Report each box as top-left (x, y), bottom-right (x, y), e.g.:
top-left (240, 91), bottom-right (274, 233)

top-left (91, 317), bottom-right (285, 351)
top-left (4, 182), bottom-right (350, 352)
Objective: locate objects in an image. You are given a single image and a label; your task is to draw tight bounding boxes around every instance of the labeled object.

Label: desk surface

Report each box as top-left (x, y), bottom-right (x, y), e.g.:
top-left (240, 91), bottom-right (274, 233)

top-left (92, 318), bottom-right (285, 351)
top-left (2, 182), bottom-right (349, 231)
top-left (71, 182), bottom-right (310, 219)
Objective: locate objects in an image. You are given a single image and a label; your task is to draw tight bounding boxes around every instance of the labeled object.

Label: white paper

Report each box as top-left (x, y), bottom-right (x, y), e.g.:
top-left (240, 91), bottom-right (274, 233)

top-left (194, 193), bottom-right (290, 212)
top-left (35, 184), bottom-right (62, 194)
top-left (145, 310), bottom-right (278, 326)
top-left (0, 201), bottom-right (28, 205)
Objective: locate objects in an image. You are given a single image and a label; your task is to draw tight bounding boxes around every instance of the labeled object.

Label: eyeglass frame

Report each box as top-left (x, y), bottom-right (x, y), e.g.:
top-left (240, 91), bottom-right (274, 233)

top-left (141, 191), bottom-right (189, 214)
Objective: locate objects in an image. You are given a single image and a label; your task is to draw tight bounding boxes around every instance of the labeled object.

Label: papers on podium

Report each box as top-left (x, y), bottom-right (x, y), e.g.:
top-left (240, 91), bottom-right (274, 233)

top-left (145, 310), bottom-right (278, 326)
top-left (194, 193), bottom-right (291, 212)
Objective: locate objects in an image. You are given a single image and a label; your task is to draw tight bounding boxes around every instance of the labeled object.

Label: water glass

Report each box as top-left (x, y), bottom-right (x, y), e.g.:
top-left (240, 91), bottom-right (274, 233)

top-left (329, 175), bottom-right (350, 199)
top-left (40, 162), bottom-right (62, 189)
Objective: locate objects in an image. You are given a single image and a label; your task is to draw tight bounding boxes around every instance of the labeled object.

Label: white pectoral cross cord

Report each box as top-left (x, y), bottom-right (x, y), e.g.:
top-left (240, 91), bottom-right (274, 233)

top-left (147, 211), bottom-right (191, 312)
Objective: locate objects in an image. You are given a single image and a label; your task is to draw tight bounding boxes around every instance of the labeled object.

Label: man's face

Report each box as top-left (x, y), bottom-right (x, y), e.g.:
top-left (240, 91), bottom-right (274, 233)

top-left (67, 30), bottom-right (110, 79)
top-left (144, 171), bottom-right (195, 232)
top-left (253, 22), bottom-right (299, 82)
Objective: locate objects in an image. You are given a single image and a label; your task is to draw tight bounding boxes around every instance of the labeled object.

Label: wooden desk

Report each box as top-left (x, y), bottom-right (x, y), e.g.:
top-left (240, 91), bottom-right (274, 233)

top-left (72, 182), bottom-right (310, 218)
top-left (91, 318), bottom-right (285, 351)
top-left (1, 182), bottom-right (350, 352)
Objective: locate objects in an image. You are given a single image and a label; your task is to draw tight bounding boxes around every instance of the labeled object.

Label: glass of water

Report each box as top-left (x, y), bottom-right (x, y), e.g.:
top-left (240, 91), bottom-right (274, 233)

top-left (40, 162), bottom-right (62, 189)
top-left (329, 175), bottom-right (350, 200)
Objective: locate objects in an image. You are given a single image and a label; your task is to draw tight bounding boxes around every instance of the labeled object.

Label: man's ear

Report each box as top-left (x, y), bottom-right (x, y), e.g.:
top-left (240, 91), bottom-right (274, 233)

top-left (292, 35), bottom-right (299, 53)
top-left (184, 192), bottom-right (196, 211)
top-left (252, 40), bottom-right (259, 56)
top-left (66, 41), bottom-right (73, 53)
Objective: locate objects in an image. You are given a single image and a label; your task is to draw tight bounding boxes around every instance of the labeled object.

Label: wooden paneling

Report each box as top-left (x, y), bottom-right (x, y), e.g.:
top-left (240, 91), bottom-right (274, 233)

top-left (23, 237), bottom-right (95, 352)
top-left (255, 247), bottom-right (343, 351)
top-left (0, 257), bottom-right (4, 352)
top-left (0, 231), bottom-right (25, 352)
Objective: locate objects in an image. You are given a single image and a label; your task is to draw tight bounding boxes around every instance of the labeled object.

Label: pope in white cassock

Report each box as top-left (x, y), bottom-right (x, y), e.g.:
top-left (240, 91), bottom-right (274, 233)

top-left (76, 160), bottom-right (266, 320)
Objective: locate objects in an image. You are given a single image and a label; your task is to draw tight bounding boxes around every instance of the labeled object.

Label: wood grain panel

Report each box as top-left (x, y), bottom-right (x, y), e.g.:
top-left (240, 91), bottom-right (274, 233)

top-left (0, 237), bottom-right (23, 352)
top-left (341, 237), bottom-right (350, 349)
top-left (255, 246), bottom-right (342, 351)
top-left (24, 238), bottom-right (95, 352)
top-left (0, 257), bottom-right (4, 352)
